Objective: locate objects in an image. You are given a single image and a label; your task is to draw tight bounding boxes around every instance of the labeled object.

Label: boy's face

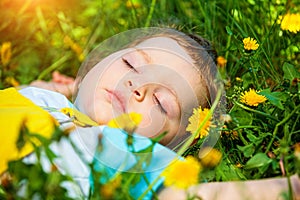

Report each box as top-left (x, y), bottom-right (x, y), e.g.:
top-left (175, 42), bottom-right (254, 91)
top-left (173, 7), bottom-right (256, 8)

top-left (75, 37), bottom-right (207, 146)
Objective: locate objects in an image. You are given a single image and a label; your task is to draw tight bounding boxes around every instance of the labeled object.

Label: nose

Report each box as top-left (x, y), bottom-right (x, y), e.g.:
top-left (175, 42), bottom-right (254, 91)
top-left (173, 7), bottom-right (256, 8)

top-left (133, 88), bottom-right (146, 101)
top-left (126, 80), bottom-right (147, 102)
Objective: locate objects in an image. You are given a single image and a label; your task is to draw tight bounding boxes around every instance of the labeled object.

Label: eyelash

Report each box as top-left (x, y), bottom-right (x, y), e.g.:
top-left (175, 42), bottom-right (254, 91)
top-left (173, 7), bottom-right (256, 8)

top-left (122, 58), bottom-right (137, 72)
top-left (153, 94), bottom-right (167, 114)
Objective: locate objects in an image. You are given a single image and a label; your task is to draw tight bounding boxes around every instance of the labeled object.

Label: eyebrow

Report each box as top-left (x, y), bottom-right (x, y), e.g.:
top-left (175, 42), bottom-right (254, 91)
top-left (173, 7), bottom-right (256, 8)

top-left (136, 48), bottom-right (152, 63)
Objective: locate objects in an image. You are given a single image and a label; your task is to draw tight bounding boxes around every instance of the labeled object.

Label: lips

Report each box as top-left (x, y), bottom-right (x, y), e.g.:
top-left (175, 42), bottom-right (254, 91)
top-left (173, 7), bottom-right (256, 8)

top-left (105, 89), bottom-right (126, 113)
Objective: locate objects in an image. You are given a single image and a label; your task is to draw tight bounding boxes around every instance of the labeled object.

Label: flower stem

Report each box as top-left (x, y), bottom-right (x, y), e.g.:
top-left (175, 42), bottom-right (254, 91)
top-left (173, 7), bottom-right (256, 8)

top-left (237, 129), bottom-right (248, 145)
top-left (249, 61), bottom-right (259, 87)
top-left (233, 100), bottom-right (279, 122)
top-left (37, 53), bottom-right (72, 80)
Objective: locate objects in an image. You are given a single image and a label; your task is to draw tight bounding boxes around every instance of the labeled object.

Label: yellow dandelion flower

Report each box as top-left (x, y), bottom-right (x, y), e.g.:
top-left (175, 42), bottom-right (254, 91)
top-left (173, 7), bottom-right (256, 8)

top-left (280, 13), bottom-right (300, 34)
top-left (240, 88), bottom-right (267, 106)
top-left (186, 107), bottom-right (212, 139)
top-left (1, 42), bottom-right (12, 66)
top-left (161, 156), bottom-right (202, 189)
top-left (108, 112), bottom-right (142, 134)
top-left (198, 147), bottom-right (222, 168)
top-left (217, 56), bottom-right (227, 68)
top-left (243, 37), bottom-right (259, 51)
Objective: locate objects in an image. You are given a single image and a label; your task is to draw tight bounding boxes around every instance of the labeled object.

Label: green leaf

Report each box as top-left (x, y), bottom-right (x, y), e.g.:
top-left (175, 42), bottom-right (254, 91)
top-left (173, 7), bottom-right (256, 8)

top-left (282, 62), bottom-right (300, 84)
top-left (225, 26), bottom-right (233, 35)
top-left (244, 153), bottom-right (272, 169)
top-left (246, 131), bottom-right (271, 145)
top-left (237, 143), bottom-right (255, 158)
top-left (230, 109), bottom-right (253, 126)
top-left (216, 162), bottom-right (247, 181)
top-left (259, 89), bottom-right (289, 110)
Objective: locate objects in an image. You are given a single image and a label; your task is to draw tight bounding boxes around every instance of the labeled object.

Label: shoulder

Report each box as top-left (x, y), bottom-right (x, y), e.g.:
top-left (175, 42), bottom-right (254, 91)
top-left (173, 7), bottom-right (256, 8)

top-left (19, 87), bottom-right (75, 126)
top-left (19, 87), bottom-right (73, 109)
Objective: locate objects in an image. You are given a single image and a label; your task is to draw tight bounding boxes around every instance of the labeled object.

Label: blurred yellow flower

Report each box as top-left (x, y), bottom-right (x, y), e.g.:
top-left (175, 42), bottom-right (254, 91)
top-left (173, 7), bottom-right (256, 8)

top-left (1, 42), bottom-right (12, 66)
top-left (100, 175), bottom-right (122, 199)
top-left (60, 107), bottom-right (99, 127)
top-left (64, 36), bottom-right (84, 61)
top-left (186, 106), bottom-right (212, 139)
top-left (217, 56), bottom-right (227, 67)
top-left (243, 37), bottom-right (259, 50)
top-left (0, 88), bottom-right (57, 173)
top-left (235, 77), bottom-right (243, 82)
top-left (240, 88), bottom-right (267, 106)
top-left (126, 0), bottom-right (141, 9)
top-left (108, 112), bottom-right (142, 134)
top-left (294, 143), bottom-right (300, 161)
top-left (162, 156), bottom-right (202, 189)
top-left (198, 147), bottom-right (222, 168)
top-left (280, 13), bottom-right (300, 34)
top-left (236, 163), bottom-right (242, 168)
top-left (5, 76), bottom-right (19, 87)
top-left (220, 114), bottom-right (232, 123)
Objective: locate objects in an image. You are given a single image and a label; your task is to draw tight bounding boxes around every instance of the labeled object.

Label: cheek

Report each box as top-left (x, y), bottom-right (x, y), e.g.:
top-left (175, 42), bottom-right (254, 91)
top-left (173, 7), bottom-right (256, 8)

top-left (84, 91), bottom-right (104, 122)
top-left (160, 120), bottom-right (182, 145)
top-left (100, 62), bottom-right (127, 87)
top-left (85, 89), bottom-right (114, 125)
top-left (132, 106), bottom-right (168, 138)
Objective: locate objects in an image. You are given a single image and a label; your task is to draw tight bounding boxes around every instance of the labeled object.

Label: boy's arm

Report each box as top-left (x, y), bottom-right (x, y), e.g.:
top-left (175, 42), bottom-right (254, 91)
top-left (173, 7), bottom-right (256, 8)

top-left (158, 174), bottom-right (300, 200)
top-left (29, 71), bottom-right (75, 98)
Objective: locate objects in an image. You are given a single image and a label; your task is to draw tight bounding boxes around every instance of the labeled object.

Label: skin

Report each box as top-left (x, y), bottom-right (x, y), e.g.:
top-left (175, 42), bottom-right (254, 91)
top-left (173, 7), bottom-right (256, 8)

top-left (74, 37), bottom-right (208, 146)
top-left (158, 174), bottom-right (300, 200)
top-left (30, 71), bottom-right (75, 98)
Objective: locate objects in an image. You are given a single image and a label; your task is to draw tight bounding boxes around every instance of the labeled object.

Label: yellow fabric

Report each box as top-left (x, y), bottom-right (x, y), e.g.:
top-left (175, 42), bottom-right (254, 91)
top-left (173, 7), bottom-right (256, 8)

top-left (60, 107), bottom-right (99, 127)
top-left (0, 87), bottom-right (57, 173)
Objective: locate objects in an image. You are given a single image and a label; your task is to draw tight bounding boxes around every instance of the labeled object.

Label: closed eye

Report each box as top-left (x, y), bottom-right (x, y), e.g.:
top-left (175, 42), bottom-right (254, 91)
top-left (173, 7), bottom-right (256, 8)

top-left (153, 94), bottom-right (167, 114)
top-left (122, 57), bottom-right (137, 72)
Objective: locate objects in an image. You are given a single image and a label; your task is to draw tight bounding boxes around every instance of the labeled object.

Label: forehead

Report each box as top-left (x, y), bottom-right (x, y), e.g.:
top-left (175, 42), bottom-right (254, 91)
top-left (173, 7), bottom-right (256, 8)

top-left (135, 37), bottom-right (194, 63)
top-left (134, 36), bottom-right (199, 83)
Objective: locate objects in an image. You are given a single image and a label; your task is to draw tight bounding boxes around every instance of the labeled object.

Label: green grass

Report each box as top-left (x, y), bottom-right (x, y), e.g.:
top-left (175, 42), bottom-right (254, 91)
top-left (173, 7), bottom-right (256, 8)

top-left (0, 0), bottom-right (299, 199)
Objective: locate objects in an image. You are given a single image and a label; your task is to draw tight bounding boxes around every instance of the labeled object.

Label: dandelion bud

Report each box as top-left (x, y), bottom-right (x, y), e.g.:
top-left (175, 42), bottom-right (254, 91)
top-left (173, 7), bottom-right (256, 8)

top-left (198, 147), bottom-right (222, 168)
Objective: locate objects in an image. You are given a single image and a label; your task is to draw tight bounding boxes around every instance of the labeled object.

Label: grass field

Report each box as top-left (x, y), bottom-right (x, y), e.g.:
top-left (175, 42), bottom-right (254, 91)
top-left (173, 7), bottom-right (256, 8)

top-left (0, 0), bottom-right (299, 199)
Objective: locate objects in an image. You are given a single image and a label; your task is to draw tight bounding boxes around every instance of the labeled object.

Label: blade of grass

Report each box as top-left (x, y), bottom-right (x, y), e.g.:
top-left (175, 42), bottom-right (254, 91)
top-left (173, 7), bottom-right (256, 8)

top-left (144, 0), bottom-right (157, 27)
top-left (37, 53), bottom-right (72, 80)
